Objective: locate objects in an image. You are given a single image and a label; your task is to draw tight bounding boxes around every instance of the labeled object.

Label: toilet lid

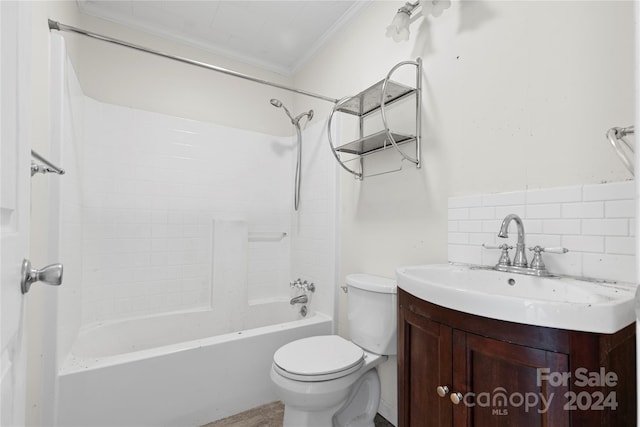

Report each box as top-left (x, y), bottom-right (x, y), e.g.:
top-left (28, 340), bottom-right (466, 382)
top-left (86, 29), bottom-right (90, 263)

top-left (273, 335), bottom-right (364, 381)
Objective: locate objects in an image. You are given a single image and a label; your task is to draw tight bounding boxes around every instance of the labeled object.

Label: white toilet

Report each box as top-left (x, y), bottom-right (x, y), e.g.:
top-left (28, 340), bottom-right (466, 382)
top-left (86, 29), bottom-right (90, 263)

top-left (270, 273), bottom-right (397, 427)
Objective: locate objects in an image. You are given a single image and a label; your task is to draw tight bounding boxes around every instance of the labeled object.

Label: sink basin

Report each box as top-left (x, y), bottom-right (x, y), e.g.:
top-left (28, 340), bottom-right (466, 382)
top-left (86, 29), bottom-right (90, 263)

top-left (396, 263), bottom-right (636, 333)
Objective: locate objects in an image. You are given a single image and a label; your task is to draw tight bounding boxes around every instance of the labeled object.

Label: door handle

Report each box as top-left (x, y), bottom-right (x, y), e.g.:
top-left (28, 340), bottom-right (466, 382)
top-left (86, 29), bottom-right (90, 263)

top-left (21, 259), bottom-right (63, 294)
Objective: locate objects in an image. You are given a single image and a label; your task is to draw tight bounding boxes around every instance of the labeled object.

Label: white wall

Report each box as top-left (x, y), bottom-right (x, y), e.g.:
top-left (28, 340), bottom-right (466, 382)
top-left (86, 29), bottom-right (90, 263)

top-left (294, 1), bottom-right (635, 424)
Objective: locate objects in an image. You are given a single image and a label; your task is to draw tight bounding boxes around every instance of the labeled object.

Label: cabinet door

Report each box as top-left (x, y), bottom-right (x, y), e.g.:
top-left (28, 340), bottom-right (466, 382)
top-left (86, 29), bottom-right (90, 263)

top-left (452, 331), bottom-right (570, 427)
top-left (398, 307), bottom-right (453, 427)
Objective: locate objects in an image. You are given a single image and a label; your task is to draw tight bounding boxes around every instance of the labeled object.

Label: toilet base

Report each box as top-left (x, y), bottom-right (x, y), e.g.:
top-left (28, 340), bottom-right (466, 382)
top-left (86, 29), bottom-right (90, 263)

top-left (333, 369), bottom-right (380, 427)
top-left (282, 405), bottom-right (340, 427)
top-left (280, 368), bottom-right (381, 427)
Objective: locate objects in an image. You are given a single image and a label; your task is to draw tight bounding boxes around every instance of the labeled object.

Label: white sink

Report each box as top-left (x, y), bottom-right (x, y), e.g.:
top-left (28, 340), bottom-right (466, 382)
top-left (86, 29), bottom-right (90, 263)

top-left (396, 263), bottom-right (636, 334)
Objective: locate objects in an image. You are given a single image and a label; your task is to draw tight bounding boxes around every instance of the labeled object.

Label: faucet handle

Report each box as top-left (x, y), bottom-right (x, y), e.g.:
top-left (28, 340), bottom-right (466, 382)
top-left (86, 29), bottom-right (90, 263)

top-left (482, 243), bottom-right (513, 250)
top-left (290, 278), bottom-right (302, 288)
top-left (483, 243), bottom-right (513, 267)
top-left (528, 246), bottom-right (569, 254)
top-left (528, 246), bottom-right (568, 271)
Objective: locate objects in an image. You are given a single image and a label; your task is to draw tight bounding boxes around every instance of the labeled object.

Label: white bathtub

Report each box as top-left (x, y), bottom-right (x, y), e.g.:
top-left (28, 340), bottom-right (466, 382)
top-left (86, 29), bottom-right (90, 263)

top-left (55, 303), bottom-right (332, 426)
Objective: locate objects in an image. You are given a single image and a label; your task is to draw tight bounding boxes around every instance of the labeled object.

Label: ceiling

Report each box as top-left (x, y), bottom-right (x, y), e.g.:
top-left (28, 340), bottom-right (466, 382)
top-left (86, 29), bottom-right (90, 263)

top-left (77, 0), bottom-right (369, 75)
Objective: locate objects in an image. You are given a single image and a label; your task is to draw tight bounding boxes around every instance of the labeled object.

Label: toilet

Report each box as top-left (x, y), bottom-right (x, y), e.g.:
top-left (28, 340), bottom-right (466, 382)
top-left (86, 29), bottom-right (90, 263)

top-left (270, 273), bottom-right (397, 427)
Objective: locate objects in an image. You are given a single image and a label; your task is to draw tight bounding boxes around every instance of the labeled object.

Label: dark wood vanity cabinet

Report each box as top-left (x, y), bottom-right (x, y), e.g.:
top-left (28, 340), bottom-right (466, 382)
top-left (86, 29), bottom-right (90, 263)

top-left (398, 289), bottom-right (636, 427)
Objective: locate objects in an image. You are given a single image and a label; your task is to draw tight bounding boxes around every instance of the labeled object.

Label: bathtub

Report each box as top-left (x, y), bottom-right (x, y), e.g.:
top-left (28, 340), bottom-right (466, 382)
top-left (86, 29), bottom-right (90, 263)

top-left (55, 302), bottom-right (332, 426)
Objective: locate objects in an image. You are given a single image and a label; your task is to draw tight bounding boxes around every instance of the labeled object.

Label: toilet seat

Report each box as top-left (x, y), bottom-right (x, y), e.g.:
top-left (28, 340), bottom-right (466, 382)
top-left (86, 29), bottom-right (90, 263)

top-left (273, 335), bottom-right (364, 382)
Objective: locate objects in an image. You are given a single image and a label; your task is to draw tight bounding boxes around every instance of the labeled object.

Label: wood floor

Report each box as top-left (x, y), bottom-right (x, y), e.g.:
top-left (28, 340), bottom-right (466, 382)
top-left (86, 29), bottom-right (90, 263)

top-left (201, 401), bottom-right (394, 427)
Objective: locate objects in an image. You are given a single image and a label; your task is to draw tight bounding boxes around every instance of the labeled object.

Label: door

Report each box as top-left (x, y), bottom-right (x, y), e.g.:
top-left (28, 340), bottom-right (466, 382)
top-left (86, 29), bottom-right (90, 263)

top-left (452, 331), bottom-right (570, 426)
top-left (1, 1), bottom-right (31, 425)
top-left (398, 305), bottom-right (453, 427)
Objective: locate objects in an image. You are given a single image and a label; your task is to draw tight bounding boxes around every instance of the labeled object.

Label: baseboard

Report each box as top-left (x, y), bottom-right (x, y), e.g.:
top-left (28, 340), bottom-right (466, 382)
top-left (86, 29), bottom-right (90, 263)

top-left (378, 398), bottom-right (397, 426)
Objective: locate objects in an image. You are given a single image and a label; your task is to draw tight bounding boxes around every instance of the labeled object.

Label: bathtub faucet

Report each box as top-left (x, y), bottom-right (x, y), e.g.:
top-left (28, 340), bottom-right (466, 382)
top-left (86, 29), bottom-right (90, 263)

top-left (290, 278), bottom-right (316, 293)
top-left (290, 294), bottom-right (308, 305)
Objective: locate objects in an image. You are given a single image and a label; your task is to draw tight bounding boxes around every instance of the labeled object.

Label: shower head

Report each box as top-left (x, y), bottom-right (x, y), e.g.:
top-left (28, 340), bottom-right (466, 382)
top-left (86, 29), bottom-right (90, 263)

top-left (270, 99), bottom-right (313, 126)
top-left (270, 98), bottom-right (294, 123)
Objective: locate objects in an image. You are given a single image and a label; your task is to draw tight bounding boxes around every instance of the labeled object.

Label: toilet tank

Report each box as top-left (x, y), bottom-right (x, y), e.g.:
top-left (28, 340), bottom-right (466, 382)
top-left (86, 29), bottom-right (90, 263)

top-left (346, 273), bottom-right (397, 355)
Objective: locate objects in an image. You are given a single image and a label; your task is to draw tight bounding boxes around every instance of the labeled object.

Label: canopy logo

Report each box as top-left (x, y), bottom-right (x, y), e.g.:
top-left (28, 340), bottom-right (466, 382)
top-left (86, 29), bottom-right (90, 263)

top-left (458, 368), bottom-right (618, 416)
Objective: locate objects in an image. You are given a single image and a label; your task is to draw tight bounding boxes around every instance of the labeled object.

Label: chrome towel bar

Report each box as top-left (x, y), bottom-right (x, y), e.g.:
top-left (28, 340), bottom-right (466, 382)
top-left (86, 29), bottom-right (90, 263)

top-left (31, 150), bottom-right (65, 176)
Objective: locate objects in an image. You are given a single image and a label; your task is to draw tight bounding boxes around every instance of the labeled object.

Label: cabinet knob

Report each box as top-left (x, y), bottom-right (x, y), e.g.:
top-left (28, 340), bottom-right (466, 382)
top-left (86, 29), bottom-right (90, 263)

top-left (450, 392), bottom-right (464, 405)
top-left (436, 385), bottom-right (449, 397)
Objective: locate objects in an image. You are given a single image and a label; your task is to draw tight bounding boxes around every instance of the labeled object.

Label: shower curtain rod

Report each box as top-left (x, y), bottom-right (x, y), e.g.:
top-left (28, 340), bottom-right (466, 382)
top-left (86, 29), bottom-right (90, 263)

top-left (48, 19), bottom-right (339, 104)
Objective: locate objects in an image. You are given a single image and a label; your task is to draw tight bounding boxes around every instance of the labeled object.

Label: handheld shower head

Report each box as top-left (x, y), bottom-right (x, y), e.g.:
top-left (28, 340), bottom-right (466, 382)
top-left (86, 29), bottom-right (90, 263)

top-left (270, 98), bottom-right (294, 122)
top-left (268, 98), bottom-right (313, 212)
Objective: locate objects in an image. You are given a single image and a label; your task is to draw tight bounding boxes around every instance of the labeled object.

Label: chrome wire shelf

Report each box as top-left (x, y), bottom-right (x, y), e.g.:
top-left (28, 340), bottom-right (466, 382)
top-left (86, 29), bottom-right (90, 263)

top-left (327, 58), bottom-right (422, 180)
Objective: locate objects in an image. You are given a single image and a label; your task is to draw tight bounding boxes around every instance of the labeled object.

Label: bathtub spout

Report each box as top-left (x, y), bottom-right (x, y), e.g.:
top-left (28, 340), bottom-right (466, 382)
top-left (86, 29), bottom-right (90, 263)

top-left (290, 295), bottom-right (308, 305)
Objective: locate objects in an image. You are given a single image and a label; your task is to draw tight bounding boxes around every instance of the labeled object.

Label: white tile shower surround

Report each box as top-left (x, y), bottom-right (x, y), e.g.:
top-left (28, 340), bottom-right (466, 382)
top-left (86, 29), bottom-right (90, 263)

top-left (64, 88), bottom-right (336, 325)
top-left (448, 181), bottom-right (636, 283)
top-left (79, 99), bottom-right (293, 323)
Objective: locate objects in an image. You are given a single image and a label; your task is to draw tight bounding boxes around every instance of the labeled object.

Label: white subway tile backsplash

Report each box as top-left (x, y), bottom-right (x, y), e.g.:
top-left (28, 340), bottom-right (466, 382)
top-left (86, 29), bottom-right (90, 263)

top-left (479, 219), bottom-right (496, 232)
top-left (522, 219), bottom-right (543, 234)
top-left (542, 219), bottom-right (581, 235)
top-left (469, 207), bottom-right (496, 220)
top-left (448, 232), bottom-right (469, 245)
top-left (468, 232), bottom-right (495, 246)
top-left (605, 200), bottom-right (636, 218)
top-left (494, 205), bottom-right (525, 218)
top-left (583, 181), bottom-right (634, 201)
top-left (605, 237), bottom-right (635, 255)
top-left (544, 251), bottom-right (583, 277)
top-left (526, 233), bottom-right (562, 248)
top-left (582, 253), bottom-right (635, 281)
top-left (561, 235), bottom-right (605, 253)
top-left (561, 202), bottom-right (604, 219)
top-left (458, 220), bottom-right (483, 233)
top-left (582, 219), bottom-right (629, 236)
top-left (526, 186), bottom-right (582, 204)
top-left (448, 208), bottom-right (470, 221)
top-left (525, 204), bottom-right (561, 219)
top-left (448, 181), bottom-right (636, 283)
top-left (482, 191), bottom-right (526, 207)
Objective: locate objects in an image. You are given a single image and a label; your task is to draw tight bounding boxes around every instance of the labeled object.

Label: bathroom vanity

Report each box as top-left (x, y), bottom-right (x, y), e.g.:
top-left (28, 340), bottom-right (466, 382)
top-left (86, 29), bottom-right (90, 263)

top-left (397, 288), bottom-right (636, 426)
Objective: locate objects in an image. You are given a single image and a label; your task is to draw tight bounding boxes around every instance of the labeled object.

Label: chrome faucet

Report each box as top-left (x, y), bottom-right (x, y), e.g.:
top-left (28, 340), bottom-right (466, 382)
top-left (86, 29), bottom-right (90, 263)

top-left (498, 213), bottom-right (527, 267)
top-left (484, 213), bottom-right (569, 277)
top-left (290, 294), bottom-right (308, 305)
